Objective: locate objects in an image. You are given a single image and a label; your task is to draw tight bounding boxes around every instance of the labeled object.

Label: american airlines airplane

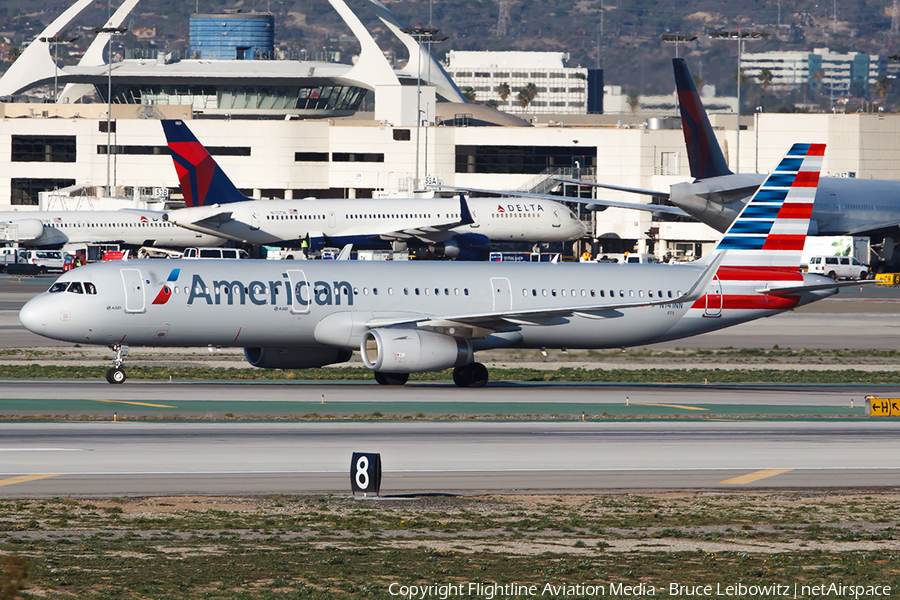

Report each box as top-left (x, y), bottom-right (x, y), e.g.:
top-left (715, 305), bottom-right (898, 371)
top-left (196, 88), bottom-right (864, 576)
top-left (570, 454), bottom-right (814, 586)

top-left (160, 120), bottom-right (586, 260)
top-left (0, 209), bottom-right (226, 249)
top-left (20, 143), bottom-right (859, 387)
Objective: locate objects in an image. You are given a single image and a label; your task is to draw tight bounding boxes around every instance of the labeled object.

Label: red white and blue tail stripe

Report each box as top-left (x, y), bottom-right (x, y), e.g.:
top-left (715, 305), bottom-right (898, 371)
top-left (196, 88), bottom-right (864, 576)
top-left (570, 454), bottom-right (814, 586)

top-left (716, 143), bottom-right (824, 269)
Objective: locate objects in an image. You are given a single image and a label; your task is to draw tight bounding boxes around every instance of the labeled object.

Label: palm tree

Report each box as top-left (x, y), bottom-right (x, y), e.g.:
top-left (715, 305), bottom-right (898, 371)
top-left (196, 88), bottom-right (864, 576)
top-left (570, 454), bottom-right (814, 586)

top-left (497, 82), bottom-right (510, 101)
top-left (626, 91), bottom-right (640, 114)
top-left (876, 76), bottom-right (892, 111)
top-left (757, 68), bottom-right (774, 110)
top-left (461, 86), bottom-right (477, 103)
top-left (517, 82), bottom-right (538, 108)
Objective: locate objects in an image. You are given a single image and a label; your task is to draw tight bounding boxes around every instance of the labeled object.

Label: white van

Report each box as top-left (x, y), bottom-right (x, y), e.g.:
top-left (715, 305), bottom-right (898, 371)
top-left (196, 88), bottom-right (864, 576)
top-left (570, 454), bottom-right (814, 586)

top-left (183, 247), bottom-right (250, 259)
top-left (23, 250), bottom-right (65, 273)
top-left (808, 255), bottom-right (868, 280)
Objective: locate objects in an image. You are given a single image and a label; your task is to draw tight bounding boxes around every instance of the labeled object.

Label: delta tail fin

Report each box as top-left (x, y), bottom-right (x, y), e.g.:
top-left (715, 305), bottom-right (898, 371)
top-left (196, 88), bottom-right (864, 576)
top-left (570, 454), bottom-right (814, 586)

top-left (161, 120), bottom-right (250, 207)
top-left (674, 58), bottom-right (732, 180)
top-left (714, 143), bottom-right (824, 270)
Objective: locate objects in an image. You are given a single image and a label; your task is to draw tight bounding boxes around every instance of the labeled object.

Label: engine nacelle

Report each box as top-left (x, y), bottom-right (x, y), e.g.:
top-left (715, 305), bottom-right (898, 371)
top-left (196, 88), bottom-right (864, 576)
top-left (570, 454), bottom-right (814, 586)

top-left (244, 347), bottom-right (352, 369)
top-left (361, 329), bottom-right (473, 373)
top-left (0, 219), bottom-right (44, 242)
top-left (434, 233), bottom-right (491, 261)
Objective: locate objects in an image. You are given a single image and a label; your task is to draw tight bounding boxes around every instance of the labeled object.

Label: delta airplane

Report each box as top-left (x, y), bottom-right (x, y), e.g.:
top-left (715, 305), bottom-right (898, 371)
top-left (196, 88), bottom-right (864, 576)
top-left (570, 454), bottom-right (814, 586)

top-left (160, 120), bottom-right (586, 260)
top-left (559, 58), bottom-right (900, 269)
top-left (0, 209), bottom-right (226, 249)
top-left (20, 143), bottom-right (865, 387)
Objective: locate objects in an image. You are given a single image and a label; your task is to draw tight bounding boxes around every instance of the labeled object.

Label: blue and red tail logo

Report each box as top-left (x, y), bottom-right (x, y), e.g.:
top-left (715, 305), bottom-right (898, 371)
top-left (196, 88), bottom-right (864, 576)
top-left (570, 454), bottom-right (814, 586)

top-left (161, 120), bottom-right (248, 207)
top-left (674, 58), bottom-right (732, 180)
top-left (152, 268), bottom-right (181, 305)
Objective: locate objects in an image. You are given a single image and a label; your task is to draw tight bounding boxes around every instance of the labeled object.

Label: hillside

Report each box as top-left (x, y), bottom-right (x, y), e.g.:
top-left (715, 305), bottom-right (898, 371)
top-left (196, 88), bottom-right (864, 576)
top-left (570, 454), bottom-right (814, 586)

top-left (1, 0), bottom-right (898, 106)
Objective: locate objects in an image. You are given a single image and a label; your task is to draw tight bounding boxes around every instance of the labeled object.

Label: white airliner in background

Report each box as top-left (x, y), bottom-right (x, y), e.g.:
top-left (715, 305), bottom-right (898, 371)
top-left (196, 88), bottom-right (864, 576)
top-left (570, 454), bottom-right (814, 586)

top-left (161, 120), bottom-right (585, 260)
top-left (0, 209), bottom-right (226, 249)
top-left (19, 143), bottom-right (866, 386)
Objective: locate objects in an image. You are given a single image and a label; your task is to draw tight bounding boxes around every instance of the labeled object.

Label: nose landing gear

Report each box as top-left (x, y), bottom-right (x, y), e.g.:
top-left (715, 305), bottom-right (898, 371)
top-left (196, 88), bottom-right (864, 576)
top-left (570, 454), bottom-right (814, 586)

top-left (105, 344), bottom-right (130, 384)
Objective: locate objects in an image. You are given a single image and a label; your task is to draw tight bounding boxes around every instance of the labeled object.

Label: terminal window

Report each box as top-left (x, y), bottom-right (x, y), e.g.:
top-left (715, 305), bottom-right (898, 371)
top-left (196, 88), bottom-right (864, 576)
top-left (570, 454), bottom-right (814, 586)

top-left (11, 178), bottom-right (76, 205)
top-left (12, 135), bottom-right (76, 163)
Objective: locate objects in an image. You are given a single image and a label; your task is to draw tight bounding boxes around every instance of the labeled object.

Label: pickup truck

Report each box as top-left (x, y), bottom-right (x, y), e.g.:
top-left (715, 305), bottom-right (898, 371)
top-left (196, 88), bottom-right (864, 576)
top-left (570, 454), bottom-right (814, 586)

top-left (807, 255), bottom-right (869, 280)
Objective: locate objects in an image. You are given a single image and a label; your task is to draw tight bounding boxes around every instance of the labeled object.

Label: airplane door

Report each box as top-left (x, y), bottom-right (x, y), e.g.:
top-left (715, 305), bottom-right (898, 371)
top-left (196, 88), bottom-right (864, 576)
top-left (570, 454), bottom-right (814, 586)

top-left (250, 210), bottom-right (259, 231)
top-left (328, 211), bottom-right (336, 229)
top-left (703, 276), bottom-right (722, 318)
top-left (490, 277), bottom-right (512, 312)
top-left (552, 209), bottom-right (561, 228)
top-left (287, 269), bottom-right (310, 314)
top-left (120, 268), bottom-right (146, 314)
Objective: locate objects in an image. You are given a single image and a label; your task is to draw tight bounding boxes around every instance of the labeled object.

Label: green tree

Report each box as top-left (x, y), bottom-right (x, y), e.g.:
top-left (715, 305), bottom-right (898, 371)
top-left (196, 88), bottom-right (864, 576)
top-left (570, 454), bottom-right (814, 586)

top-left (461, 86), bottom-right (477, 103)
top-left (517, 82), bottom-right (538, 108)
top-left (875, 76), bottom-right (892, 111)
top-left (496, 82), bottom-right (510, 101)
top-left (626, 91), bottom-right (640, 113)
top-left (757, 68), bottom-right (774, 110)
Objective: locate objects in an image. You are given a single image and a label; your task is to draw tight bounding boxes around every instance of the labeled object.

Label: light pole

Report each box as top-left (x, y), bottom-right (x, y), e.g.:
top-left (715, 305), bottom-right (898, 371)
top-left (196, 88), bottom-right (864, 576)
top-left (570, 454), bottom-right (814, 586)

top-left (92, 26), bottom-right (127, 196)
top-left (40, 36), bottom-right (78, 102)
top-left (709, 29), bottom-right (768, 174)
top-left (660, 32), bottom-right (696, 59)
top-left (400, 26), bottom-right (447, 192)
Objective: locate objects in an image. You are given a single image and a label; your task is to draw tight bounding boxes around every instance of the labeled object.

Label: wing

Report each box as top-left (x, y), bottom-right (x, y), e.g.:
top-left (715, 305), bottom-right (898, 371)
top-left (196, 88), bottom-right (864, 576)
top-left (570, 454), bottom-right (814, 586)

top-left (375, 193), bottom-right (475, 244)
top-left (365, 252), bottom-right (726, 335)
top-left (181, 210), bottom-right (234, 230)
top-left (554, 177), bottom-right (670, 200)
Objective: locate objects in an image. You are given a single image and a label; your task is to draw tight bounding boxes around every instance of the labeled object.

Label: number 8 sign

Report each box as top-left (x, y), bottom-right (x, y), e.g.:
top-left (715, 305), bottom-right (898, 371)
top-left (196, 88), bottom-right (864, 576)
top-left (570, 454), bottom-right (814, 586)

top-left (350, 452), bottom-right (382, 496)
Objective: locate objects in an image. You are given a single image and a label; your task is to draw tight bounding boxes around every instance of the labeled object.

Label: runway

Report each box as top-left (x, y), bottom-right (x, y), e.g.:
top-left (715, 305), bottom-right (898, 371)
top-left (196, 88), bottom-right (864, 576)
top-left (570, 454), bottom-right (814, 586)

top-left (0, 420), bottom-right (898, 497)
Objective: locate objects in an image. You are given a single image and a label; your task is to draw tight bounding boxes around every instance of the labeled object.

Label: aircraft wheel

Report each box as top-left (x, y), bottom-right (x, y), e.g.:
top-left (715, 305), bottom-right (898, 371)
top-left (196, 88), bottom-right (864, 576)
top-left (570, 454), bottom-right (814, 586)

top-left (106, 367), bottom-right (126, 385)
top-left (827, 271), bottom-right (838, 281)
top-left (454, 363), bottom-right (489, 388)
top-left (373, 371), bottom-right (408, 386)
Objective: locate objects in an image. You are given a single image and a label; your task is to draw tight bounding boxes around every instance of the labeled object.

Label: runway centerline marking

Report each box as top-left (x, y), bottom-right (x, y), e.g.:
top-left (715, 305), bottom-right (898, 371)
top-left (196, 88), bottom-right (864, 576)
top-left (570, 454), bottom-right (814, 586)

top-left (0, 474), bottom-right (60, 487)
top-left (720, 469), bottom-right (794, 485)
top-left (91, 399), bottom-right (176, 408)
top-left (631, 403), bottom-right (708, 411)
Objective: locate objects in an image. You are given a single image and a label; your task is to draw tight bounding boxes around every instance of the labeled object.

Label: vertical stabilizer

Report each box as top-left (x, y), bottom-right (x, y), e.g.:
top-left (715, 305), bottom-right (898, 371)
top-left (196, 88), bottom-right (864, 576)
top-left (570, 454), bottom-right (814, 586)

top-left (715, 143), bottom-right (824, 269)
top-left (674, 58), bottom-right (732, 180)
top-left (161, 120), bottom-right (250, 207)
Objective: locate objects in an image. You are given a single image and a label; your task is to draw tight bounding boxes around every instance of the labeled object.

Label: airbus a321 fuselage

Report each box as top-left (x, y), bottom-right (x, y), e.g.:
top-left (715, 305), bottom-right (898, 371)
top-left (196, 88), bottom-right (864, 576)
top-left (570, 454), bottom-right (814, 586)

top-left (20, 144), bottom-right (855, 387)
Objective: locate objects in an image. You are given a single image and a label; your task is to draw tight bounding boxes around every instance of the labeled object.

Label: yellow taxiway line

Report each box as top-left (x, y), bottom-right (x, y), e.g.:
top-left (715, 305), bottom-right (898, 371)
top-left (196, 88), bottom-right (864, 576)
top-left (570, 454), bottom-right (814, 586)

top-left (0, 474), bottom-right (60, 487)
top-left (720, 469), bottom-right (794, 485)
top-left (92, 399), bottom-right (176, 408)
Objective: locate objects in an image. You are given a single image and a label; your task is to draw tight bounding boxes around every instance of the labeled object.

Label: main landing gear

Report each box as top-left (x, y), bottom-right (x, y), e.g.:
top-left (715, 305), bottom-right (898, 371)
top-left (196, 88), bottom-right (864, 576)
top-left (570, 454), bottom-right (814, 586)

top-left (105, 344), bottom-right (130, 384)
top-left (452, 363), bottom-right (489, 388)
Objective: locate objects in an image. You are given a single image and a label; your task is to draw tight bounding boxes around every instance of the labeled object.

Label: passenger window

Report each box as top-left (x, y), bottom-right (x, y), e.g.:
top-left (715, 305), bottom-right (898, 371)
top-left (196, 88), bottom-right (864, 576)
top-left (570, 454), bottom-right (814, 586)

top-left (68, 282), bottom-right (84, 294)
top-left (404, 288), bottom-right (409, 295)
top-left (551, 290), bottom-right (557, 296)
top-left (561, 289), bottom-right (567, 297)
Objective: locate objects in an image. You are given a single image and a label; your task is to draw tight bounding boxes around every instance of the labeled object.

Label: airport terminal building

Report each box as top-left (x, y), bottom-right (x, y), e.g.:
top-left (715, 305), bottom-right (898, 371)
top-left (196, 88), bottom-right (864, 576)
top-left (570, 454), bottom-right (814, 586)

top-left (3, 0), bottom-right (900, 259)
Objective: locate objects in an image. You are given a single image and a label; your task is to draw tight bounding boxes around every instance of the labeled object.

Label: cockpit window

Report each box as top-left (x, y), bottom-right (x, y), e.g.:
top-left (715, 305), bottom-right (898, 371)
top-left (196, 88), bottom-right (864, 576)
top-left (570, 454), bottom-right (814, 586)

top-left (68, 282), bottom-right (84, 294)
top-left (85, 282), bottom-right (97, 295)
top-left (49, 282), bottom-right (68, 293)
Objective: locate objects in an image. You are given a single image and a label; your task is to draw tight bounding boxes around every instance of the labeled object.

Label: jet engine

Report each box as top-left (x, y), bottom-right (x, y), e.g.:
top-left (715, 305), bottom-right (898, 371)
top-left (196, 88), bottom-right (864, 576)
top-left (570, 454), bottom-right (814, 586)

top-left (433, 233), bottom-right (491, 261)
top-left (244, 347), bottom-right (352, 369)
top-left (361, 329), bottom-right (473, 373)
top-left (0, 219), bottom-right (44, 242)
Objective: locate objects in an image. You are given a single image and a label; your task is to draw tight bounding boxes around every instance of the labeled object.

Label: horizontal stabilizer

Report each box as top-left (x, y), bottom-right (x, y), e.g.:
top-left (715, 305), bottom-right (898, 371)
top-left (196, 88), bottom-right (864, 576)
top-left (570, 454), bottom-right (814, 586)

top-left (756, 279), bottom-right (880, 296)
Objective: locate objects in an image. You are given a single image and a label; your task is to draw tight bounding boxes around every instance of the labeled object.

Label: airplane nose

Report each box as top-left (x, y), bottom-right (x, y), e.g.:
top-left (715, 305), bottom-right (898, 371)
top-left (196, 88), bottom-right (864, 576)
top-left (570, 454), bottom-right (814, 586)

top-left (19, 297), bottom-right (47, 336)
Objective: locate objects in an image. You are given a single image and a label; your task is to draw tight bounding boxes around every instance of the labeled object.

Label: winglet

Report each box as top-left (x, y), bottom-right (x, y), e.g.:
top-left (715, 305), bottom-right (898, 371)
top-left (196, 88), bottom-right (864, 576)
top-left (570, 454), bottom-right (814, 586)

top-left (677, 250), bottom-right (726, 304)
top-left (458, 193), bottom-right (475, 226)
top-left (336, 244), bottom-right (354, 260)
top-left (674, 58), bottom-right (733, 180)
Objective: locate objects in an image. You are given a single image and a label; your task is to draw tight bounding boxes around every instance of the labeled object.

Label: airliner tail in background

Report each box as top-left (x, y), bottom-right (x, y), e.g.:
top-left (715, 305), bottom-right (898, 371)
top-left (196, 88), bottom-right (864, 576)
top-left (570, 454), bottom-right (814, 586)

top-left (162, 120), bottom-right (250, 208)
top-left (673, 58), bottom-right (733, 180)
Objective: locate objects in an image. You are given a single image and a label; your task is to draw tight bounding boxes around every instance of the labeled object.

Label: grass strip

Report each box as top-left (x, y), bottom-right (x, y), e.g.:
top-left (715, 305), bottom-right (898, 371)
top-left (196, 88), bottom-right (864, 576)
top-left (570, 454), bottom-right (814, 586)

top-left (1, 493), bottom-right (898, 599)
top-left (0, 364), bottom-right (898, 383)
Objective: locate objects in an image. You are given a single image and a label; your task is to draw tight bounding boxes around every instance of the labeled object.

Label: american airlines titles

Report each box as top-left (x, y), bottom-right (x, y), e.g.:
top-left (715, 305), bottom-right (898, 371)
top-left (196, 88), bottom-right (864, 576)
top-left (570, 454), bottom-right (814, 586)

top-left (187, 274), bottom-right (353, 307)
